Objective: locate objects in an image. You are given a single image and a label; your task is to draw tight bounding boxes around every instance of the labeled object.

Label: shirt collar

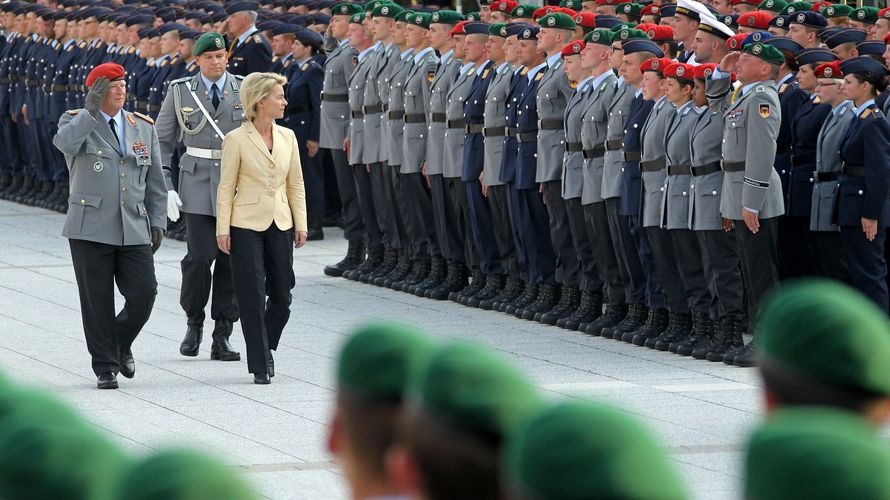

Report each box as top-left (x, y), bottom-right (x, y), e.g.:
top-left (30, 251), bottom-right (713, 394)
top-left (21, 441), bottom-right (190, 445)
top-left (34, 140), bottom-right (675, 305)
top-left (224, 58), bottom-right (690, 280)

top-left (440, 49), bottom-right (455, 65)
top-left (413, 46), bottom-right (433, 63)
top-left (513, 64), bottom-right (525, 75)
top-left (357, 44), bottom-right (375, 62)
top-left (526, 61), bottom-right (548, 82)
top-left (832, 100), bottom-right (852, 115)
top-left (237, 27), bottom-right (258, 46)
top-left (589, 69), bottom-right (613, 90)
top-left (459, 61), bottom-right (475, 76)
top-left (854, 98), bottom-right (876, 117)
top-left (400, 47), bottom-right (414, 60)
top-left (98, 109), bottom-right (125, 150)
top-left (545, 51), bottom-right (561, 68)
top-left (339, 38), bottom-right (350, 48)
top-left (676, 99), bottom-right (695, 113)
top-left (740, 81), bottom-right (759, 97)
top-left (776, 72), bottom-right (794, 87)
top-left (634, 88), bottom-right (643, 98)
top-left (200, 72), bottom-right (227, 92)
top-left (576, 74), bottom-right (595, 92)
top-left (372, 40), bottom-right (383, 52)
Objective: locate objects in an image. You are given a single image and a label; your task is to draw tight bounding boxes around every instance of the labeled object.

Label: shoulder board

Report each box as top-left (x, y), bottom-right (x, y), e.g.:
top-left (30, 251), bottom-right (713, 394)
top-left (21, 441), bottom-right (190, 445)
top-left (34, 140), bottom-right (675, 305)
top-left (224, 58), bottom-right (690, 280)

top-left (171, 56), bottom-right (180, 64)
top-left (778, 83), bottom-right (788, 93)
top-left (481, 68), bottom-right (490, 79)
top-left (160, 59), bottom-right (168, 67)
top-left (234, 74), bottom-right (245, 80)
top-left (861, 108), bottom-right (874, 119)
top-left (170, 76), bottom-right (191, 86)
top-left (272, 55), bottom-right (279, 63)
top-left (838, 106), bottom-right (847, 116)
top-left (66, 109), bottom-right (80, 115)
top-left (812, 96), bottom-right (821, 104)
top-left (301, 62), bottom-right (309, 72)
top-left (253, 34), bottom-right (263, 44)
top-left (78, 41), bottom-right (87, 48)
top-left (126, 114), bottom-right (137, 127)
top-left (535, 72), bottom-right (544, 81)
top-left (133, 111), bottom-right (154, 124)
top-left (755, 85), bottom-right (766, 93)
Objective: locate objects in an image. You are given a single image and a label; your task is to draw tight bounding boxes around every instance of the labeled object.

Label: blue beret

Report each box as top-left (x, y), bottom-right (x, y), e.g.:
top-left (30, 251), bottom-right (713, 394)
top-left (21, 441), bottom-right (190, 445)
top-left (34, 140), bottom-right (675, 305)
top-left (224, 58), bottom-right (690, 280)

top-left (856, 41), bottom-right (886, 56)
top-left (464, 22), bottom-right (491, 35)
top-left (307, 13), bottom-right (331, 24)
top-left (505, 22), bottom-right (532, 37)
top-left (225, 1), bottom-right (260, 15)
top-left (158, 23), bottom-right (189, 34)
top-left (840, 56), bottom-right (889, 77)
top-left (180, 30), bottom-right (200, 40)
top-left (789, 10), bottom-right (827, 28)
top-left (823, 28), bottom-right (868, 49)
top-left (764, 36), bottom-right (804, 55)
top-left (770, 14), bottom-right (790, 28)
top-left (659, 4), bottom-right (677, 17)
top-left (294, 28), bottom-right (323, 47)
top-left (258, 20), bottom-right (282, 31)
top-left (818, 26), bottom-right (845, 42)
top-left (594, 15), bottom-right (623, 29)
top-left (721, 13), bottom-right (739, 28)
top-left (622, 38), bottom-right (665, 57)
top-left (516, 25), bottom-right (540, 40)
top-left (796, 47), bottom-right (840, 66)
top-left (743, 31), bottom-right (775, 46)
top-left (270, 23), bottom-right (295, 36)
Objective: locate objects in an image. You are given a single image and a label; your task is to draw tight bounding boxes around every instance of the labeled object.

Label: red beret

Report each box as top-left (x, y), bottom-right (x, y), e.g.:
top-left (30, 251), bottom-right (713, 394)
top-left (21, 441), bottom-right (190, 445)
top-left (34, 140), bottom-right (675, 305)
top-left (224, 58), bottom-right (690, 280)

top-left (885, 32), bottom-right (890, 44)
top-left (561, 40), bottom-right (586, 58)
top-left (738, 11), bottom-right (773, 29)
top-left (558, 7), bottom-right (578, 16)
top-left (693, 62), bottom-right (719, 79)
top-left (532, 7), bottom-right (549, 19)
top-left (492, 0), bottom-right (519, 13)
top-left (640, 57), bottom-right (673, 74)
top-left (574, 11), bottom-right (597, 28)
top-left (726, 33), bottom-right (747, 51)
top-left (641, 4), bottom-right (661, 16)
top-left (811, 1), bottom-right (831, 12)
top-left (730, 0), bottom-right (760, 6)
top-left (449, 20), bottom-right (468, 37)
top-left (880, 7), bottom-right (890, 19)
top-left (641, 24), bottom-right (673, 41)
top-left (814, 60), bottom-right (842, 78)
top-left (663, 62), bottom-right (695, 80)
top-left (85, 63), bottom-right (125, 88)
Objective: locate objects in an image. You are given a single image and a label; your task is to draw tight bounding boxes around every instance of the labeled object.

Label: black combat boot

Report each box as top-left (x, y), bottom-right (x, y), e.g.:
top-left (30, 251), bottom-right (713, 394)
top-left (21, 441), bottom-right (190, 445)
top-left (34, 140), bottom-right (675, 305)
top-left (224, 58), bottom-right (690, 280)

top-left (485, 275), bottom-right (523, 311)
top-left (179, 323), bottom-right (203, 357)
top-left (728, 339), bottom-right (758, 367)
top-left (539, 286), bottom-right (580, 325)
top-left (650, 312), bottom-right (692, 350)
top-left (392, 257), bottom-right (428, 292)
top-left (692, 318), bottom-right (743, 361)
top-left (671, 312), bottom-right (711, 353)
top-left (582, 303), bottom-right (627, 336)
top-left (467, 273), bottom-right (505, 308)
top-left (560, 290), bottom-right (603, 330)
top-left (625, 307), bottom-right (668, 344)
top-left (381, 250), bottom-right (413, 288)
top-left (519, 283), bottom-right (559, 320)
top-left (412, 255), bottom-right (447, 296)
top-left (428, 260), bottom-right (469, 300)
top-left (455, 268), bottom-right (487, 304)
top-left (344, 247), bottom-right (382, 281)
top-left (209, 319), bottom-right (241, 361)
top-left (603, 303), bottom-right (647, 340)
top-left (324, 240), bottom-right (366, 278)
top-left (505, 282), bottom-right (538, 315)
top-left (364, 247), bottom-right (398, 283)
top-left (676, 314), bottom-right (715, 356)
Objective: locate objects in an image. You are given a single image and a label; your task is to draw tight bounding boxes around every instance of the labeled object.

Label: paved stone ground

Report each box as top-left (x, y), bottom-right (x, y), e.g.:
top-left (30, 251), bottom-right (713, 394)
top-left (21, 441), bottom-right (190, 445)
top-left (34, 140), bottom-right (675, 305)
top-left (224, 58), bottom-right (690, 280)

top-left (0, 200), bottom-right (769, 499)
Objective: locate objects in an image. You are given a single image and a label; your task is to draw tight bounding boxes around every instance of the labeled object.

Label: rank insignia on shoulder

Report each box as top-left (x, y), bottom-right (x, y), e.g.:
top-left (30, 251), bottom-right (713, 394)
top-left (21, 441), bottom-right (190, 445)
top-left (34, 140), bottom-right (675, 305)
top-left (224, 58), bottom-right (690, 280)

top-left (160, 59), bottom-right (168, 67)
top-left (428, 71), bottom-right (435, 82)
top-left (301, 62), bottom-right (309, 71)
top-left (779, 83), bottom-right (788, 93)
top-left (482, 69), bottom-right (490, 79)
top-left (755, 85), bottom-right (765, 93)
top-left (861, 108), bottom-right (874, 119)
top-left (66, 109), bottom-right (80, 115)
top-left (759, 104), bottom-right (771, 118)
top-left (132, 112), bottom-right (155, 124)
top-left (253, 35), bottom-right (262, 44)
top-left (569, 81), bottom-right (578, 90)
top-left (535, 72), bottom-right (544, 81)
top-left (234, 103), bottom-right (242, 109)
top-left (126, 114), bottom-right (137, 127)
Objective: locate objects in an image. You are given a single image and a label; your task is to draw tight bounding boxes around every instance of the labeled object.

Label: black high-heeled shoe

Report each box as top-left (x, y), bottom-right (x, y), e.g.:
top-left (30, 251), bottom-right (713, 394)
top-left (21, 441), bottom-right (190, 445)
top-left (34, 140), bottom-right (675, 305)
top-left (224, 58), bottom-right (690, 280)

top-left (254, 373), bottom-right (271, 385)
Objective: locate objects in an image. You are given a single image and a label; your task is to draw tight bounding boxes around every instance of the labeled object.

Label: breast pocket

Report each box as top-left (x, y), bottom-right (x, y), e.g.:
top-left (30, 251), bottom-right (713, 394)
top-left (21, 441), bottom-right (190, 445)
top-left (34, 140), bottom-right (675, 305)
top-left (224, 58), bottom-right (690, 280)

top-left (232, 109), bottom-right (245, 123)
top-left (85, 144), bottom-right (113, 179)
top-left (727, 117), bottom-right (746, 147)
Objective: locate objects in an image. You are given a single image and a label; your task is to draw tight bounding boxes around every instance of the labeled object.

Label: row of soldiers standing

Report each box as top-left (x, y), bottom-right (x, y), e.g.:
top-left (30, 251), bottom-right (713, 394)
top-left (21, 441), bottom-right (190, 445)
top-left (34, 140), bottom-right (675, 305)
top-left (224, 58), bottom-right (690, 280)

top-left (320, 0), bottom-right (890, 369)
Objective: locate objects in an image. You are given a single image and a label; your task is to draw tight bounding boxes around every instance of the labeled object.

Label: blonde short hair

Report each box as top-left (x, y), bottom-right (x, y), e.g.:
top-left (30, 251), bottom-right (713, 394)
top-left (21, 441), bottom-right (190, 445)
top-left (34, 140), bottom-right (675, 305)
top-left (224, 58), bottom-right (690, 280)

top-left (240, 72), bottom-right (287, 121)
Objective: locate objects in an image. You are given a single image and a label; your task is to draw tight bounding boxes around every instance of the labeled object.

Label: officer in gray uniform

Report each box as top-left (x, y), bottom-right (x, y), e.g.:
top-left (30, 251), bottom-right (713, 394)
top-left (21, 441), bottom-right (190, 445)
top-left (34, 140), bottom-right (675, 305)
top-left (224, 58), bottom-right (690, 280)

top-left (53, 64), bottom-right (167, 389)
top-left (155, 33), bottom-right (242, 363)
top-left (322, 2), bottom-right (363, 278)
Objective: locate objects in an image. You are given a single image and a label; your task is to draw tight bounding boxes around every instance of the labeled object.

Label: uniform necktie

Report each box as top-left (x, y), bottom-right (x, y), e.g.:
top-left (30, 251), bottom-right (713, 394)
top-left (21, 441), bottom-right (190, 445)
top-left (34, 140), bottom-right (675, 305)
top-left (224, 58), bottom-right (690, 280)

top-left (211, 83), bottom-right (220, 110)
top-left (108, 117), bottom-right (120, 150)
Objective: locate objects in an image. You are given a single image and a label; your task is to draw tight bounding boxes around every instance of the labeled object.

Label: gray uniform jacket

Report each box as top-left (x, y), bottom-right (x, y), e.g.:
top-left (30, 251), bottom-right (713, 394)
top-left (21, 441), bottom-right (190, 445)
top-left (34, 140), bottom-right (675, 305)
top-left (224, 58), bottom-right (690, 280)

top-left (580, 72), bottom-right (617, 205)
top-left (639, 96), bottom-right (674, 228)
top-left (535, 57), bottom-right (572, 183)
top-left (709, 78), bottom-right (784, 220)
top-left (482, 62), bottom-right (513, 187)
top-left (384, 48), bottom-right (413, 168)
top-left (689, 107), bottom-right (726, 231)
top-left (319, 39), bottom-right (357, 149)
top-left (661, 100), bottom-right (700, 230)
top-left (364, 43), bottom-right (400, 165)
top-left (426, 53), bottom-right (460, 176)
top-left (54, 109), bottom-right (167, 246)
top-left (155, 72), bottom-right (244, 217)
top-left (443, 63), bottom-right (477, 179)
top-left (346, 50), bottom-right (375, 166)
top-left (811, 100), bottom-right (855, 232)
top-left (401, 49), bottom-right (438, 174)
top-left (562, 82), bottom-right (587, 200)
top-left (602, 79), bottom-right (636, 200)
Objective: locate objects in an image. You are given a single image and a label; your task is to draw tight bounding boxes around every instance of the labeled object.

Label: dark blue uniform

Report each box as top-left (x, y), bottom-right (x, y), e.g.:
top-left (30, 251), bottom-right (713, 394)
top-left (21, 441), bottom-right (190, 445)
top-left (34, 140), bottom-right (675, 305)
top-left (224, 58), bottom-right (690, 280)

top-left (837, 101), bottom-right (890, 312)
top-left (0, 33), bottom-right (22, 187)
top-left (226, 30), bottom-right (273, 76)
top-left (147, 55), bottom-right (183, 118)
top-left (776, 77), bottom-right (811, 278)
top-left (499, 66), bottom-right (529, 285)
top-left (284, 57), bottom-right (325, 225)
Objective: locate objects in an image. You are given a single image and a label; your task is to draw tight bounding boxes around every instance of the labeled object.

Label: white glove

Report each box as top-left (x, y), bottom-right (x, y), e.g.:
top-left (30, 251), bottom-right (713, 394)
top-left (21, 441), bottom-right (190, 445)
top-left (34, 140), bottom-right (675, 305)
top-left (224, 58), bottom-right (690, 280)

top-left (167, 190), bottom-right (183, 222)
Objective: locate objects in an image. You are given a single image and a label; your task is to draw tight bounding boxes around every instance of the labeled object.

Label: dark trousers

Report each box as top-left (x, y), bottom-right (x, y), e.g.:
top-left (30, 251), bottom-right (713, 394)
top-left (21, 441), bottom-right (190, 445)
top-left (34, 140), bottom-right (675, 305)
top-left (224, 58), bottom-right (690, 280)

top-left (811, 230), bottom-right (850, 283)
top-left (565, 197), bottom-right (601, 292)
top-left (69, 239), bottom-right (156, 377)
top-left (669, 229), bottom-right (711, 313)
top-left (450, 176), bottom-right (478, 268)
top-left (735, 217), bottom-right (780, 320)
top-left (46, 116), bottom-right (68, 184)
top-left (517, 187), bottom-right (557, 284)
top-left (0, 115), bottom-right (20, 176)
top-left (430, 174), bottom-right (463, 262)
top-left (697, 229), bottom-right (745, 323)
top-left (584, 201), bottom-right (624, 303)
top-left (230, 224), bottom-right (294, 375)
top-left (369, 162), bottom-right (403, 249)
top-left (466, 179), bottom-right (504, 275)
top-left (646, 226), bottom-right (688, 313)
top-left (605, 198), bottom-right (646, 304)
top-left (542, 181), bottom-right (579, 288)
top-left (778, 214), bottom-right (815, 279)
top-left (181, 213), bottom-right (238, 325)
top-left (630, 216), bottom-right (665, 310)
top-left (842, 225), bottom-right (888, 313)
top-left (296, 138), bottom-right (325, 224)
top-left (321, 149), bottom-right (342, 218)
top-left (488, 184), bottom-right (518, 276)
top-left (506, 181), bottom-right (529, 280)
top-left (352, 163), bottom-right (383, 253)
top-left (328, 148), bottom-right (364, 242)
top-left (400, 172), bottom-right (438, 258)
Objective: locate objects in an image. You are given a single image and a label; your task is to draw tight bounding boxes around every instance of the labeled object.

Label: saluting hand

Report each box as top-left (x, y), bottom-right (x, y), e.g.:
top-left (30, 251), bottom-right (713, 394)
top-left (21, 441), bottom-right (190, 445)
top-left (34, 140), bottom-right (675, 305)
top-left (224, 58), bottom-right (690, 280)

top-left (862, 217), bottom-right (878, 242)
top-left (295, 231), bottom-right (308, 249)
top-left (719, 52), bottom-right (741, 74)
top-left (217, 235), bottom-right (231, 255)
top-left (85, 77), bottom-right (110, 117)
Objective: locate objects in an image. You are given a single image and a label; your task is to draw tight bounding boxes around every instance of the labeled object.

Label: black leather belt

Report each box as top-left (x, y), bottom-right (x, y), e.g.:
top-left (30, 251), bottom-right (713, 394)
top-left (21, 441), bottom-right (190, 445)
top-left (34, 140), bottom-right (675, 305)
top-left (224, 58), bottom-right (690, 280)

top-left (147, 104), bottom-right (161, 113)
top-left (692, 162), bottom-right (721, 176)
top-left (53, 84), bottom-right (69, 93)
top-left (605, 139), bottom-right (622, 151)
top-left (722, 161), bottom-right (745, 172)
top-left (466, 124), bottom-right (484, 134)
top-left (322, 92), bottom-right (348, 102)
top-left (404, 113), bottom-right (426, 123)
top-left (25, 79), bottom-right (37, 86)
top-left (446, 118), bottom-right (466, 129)
top-left (430, 112), bottom-right (446, 123)
top-left (362, 104), bottom-right (383, 114)
top-left (387, 110), bottom-right (405, 120)
top-left (814, 171), bottom-right (840, 182)
top-left (537, 118), bottom-right (563, 130)
top-left (791, 153), bottom-right (817, 167)
top-left (136, 100), bottom-right (149, 109)
top-left (0, 78), bottom-right (9, 84)
top-left (667, 164), bottom-right (692, 176)
top-left (350, 110), bottom-right (364, 118)
top-left (583, 144), bottom-right (606, 159)
top-left (623, 151), bottom-right (642, 162)
top-left (290, 105), bottom-right (311, 114)
top-left (640, 159), bottom-right (665, 172)
top-left (517, 131), bottom-right (537, 143)
top-left (483, 126), bottom-right (505, 137)
top-left (506, 127), bottom-right (518, 137)
top-left (565, 142), bottom-right (583, 152)
top-left (842, 164), bottom-right (865, 177)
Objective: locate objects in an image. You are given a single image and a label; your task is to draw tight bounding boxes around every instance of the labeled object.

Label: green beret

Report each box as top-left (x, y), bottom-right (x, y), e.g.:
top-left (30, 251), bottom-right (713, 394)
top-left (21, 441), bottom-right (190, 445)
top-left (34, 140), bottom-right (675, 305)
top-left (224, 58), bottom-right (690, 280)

top-left (540, 12), bottom-right (577, 30)
top-left (336, 322), bottom-right (435, 403)
top-left (745, 408), bottom-right (890, 500)
top-left (193, 32), bottom-right (227, 56)
top-left (406, 11), bottom-right (431, 29)
top-left (505, 401), bottom-right (686, 500)
top-left (117, 449), bottom-right (258, 500)
top-left (371, 3), bottom-right (403, 18)
top-left (744, 41), bottom-right (785, 65)
top-left (757, 0), bottom-right (788, 12)
top-left (823, 3), bottom-right (853, 17)
top-left (585, 28), bottom-right (615, 45)
top-left (611, 22), bottom-right (640, 33)
top-left (411, 342), bottom-right (543, 441)
top-left (350, 12), bottom-right (366, 24)
top-left (429, 9), bottom-right (464, 24)
top-left (465, 11), bottom-right (482, 21)
top-left (490, 22), bottom-right (509, 37)
top-left (511, 4), bottom-right (537, 18)
top-left (757, 279), bottom-right (890, 397)
top-left (0, 387), bottom-right (131, 500)
top-left (365, 0), bottom-right (387, 12)
top-left (394, 9), bottom-right (411, 22)
top-left (784, 1), bottom-right (813, 14)
top-left (331, 2), bottom-right (363, 16)
top-left (614, 27), bottom-right (649, 42)
top-left (851, 6), bottom-right (879, 23)
top-left (619, 2), bottom-right (643, 19)
top-left (560, 0), bottom-right (582, 9)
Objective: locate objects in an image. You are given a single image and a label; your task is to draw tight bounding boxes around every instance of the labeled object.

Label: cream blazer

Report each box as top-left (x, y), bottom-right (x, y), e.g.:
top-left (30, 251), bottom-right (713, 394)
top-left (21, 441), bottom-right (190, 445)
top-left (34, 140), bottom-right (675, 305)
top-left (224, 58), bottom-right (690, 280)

top-left (216, 121), bottom-right (308, 236)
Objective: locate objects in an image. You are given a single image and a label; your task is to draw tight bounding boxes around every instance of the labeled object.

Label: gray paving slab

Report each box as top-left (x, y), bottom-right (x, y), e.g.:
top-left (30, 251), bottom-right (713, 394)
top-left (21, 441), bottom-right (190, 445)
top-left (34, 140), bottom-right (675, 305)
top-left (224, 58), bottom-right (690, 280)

top-left (0, 200), bottom-right (772, 499)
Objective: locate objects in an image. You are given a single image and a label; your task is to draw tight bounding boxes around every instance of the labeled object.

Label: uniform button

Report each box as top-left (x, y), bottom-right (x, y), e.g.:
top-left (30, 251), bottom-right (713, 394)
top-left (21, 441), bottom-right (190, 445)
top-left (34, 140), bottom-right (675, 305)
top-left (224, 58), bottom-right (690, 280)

top-left (121, 173), bottom-right (126, 178)
top-left (660, 187), bottom-right (665, 191)
top-left (121, 200), bottom-right (125, 206)
top-left (121, 187), bottom-right (127, 192)
top-left (214, 134), bottom-right (219, 138)
top-left (682, 191), bottom-right (687, 196)
top-left (214, 163), bottom-right (219, 167)
top-left (690, 184), bottom-right (694, 188)
top-left (80, 198), bottom-right (85, 204)
top-left (120, 160), bottom-right (125, 165)
top-left (97, 150), bottom-right (102, 155)
top-left (859, 190), bottom-right (864, 195)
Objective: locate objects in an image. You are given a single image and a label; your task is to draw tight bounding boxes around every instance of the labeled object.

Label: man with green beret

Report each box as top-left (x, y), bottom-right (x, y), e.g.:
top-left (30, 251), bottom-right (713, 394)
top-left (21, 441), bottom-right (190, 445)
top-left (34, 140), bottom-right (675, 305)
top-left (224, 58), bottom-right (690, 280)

top-left (155, 32), bottom-right (244, 366)
top-left (784, 0), bottom-right (813, 14)
top-left (851, 6), bottom-right (879, 35)
top-left (758, 0), bottom-right (789, 16)
top-left (745, 407), bottom-right (890, 500)
top-left (511, 4), bottom-right (537, 22)
top-left (618, 2), bottom-right (643, 22)
top-left (327, 323), bottom-right (434, 499)
top-left (388, 342), bottom-right (543, 500)
top-left (754, 279), bottom-right (890, 422)
top-left (503, 401), bottom-right (686, 500)
top-left (116, 448), bottom-right (258, 500)
top-left (823, 3), bottom-right (854, 25)
top-left (704, 42), bottom-right (785, 367)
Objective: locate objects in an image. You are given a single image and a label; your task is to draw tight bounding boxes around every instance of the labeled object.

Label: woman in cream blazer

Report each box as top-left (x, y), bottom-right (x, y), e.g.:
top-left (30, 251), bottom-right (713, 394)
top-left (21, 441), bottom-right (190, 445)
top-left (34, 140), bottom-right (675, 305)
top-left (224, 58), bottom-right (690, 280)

top-left (217, 72), bottom-right (307, 384)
